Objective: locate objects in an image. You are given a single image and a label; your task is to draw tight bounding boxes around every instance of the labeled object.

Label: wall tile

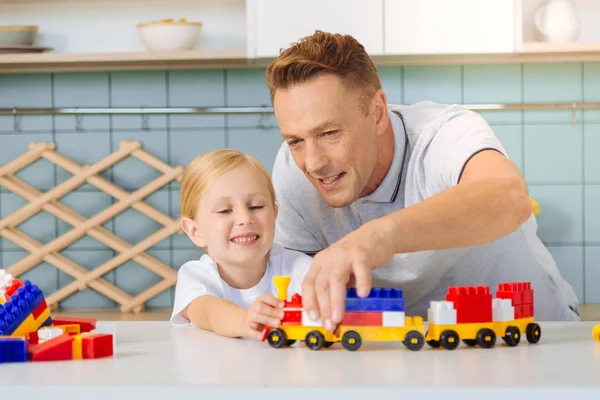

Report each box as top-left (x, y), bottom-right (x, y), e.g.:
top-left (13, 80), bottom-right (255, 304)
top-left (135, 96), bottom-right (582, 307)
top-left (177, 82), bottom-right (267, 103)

top-left (228, 128), bottom-right (283, 174)
top-left (524, 63), bottom-right (583, 124)
top-left (403, 66), bottom-right (462, 105)
top-left (115, 249), bottom-right (172, 308)
top-left (226, 68), bottom-right (271, 127)
top-left (168, 69), bottom-right (226, 129)
top-left (524, 124), bottom-right (582, 184)
top-left (0, 192), bottom-right (57, 251)
top-left (528, 185), bottom-right (583, 244)
top-left (464, 64), bottom-right (523, 125)
top-left (490, 125), bottom-right (523, 173)
top-left (379, 66), bottom-right (403, 105)
top-left (547, 246), bottom-right (584, 303)
top-left (57, 249), bottom-right (116, 309)
top-left (585, 246), bottom-right (600, 303)
top-left (585, 185), bottom-right (600, 243)
top-left (56, 191), bottom-right (114, 251)
top-left (110, 130), bottom-right (168, 191)
top-left (54, 132), bottom-right (112, 189)
top-left (0, 74), bottom-right (53, 132)
top-left (0, 133), bottom-right (55, 191)
top-left (583, 63), bottom-right (600, 122)
top-left (0, 116), bottom-right (53, 133)
top-left (169, 130), bottom-right (226, 168)
top-left (54, 72), bottom-right (110, 132)
top-left (584, 124), bottom-right (600, 182)
top-left (110, 71), bottom-right (167, 129)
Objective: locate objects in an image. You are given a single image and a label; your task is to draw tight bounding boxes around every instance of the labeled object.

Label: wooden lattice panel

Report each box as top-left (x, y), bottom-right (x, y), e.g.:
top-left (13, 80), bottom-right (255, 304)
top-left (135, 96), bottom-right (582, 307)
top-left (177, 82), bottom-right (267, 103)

top-left (0, 140), bottom-right (184, 313)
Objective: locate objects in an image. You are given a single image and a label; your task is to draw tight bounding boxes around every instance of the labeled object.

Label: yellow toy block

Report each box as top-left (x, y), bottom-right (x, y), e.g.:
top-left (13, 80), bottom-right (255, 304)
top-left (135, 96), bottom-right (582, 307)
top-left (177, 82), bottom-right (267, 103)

top-left (12, 306), bottom-right (51, 338)
top-left (593, 324), bottom-right (600, 341)
top-left (53, 323), bottom-right (81, 336)
top-left (72, 334), bottom-right (83, 360)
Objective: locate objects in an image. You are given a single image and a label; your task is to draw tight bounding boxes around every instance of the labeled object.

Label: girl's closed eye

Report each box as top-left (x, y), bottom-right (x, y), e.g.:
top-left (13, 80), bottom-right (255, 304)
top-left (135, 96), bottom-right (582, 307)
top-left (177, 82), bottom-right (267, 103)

top-left (216, 208), bottom-right (232, 214)
top-left (249, 205), bottom-right (264, 211)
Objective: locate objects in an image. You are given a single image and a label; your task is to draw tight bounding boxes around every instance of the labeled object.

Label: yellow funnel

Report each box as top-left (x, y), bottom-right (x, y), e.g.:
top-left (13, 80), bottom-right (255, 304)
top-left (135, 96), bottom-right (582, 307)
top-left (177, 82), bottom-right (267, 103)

top-left (273, 276), bottom-right (291, 301)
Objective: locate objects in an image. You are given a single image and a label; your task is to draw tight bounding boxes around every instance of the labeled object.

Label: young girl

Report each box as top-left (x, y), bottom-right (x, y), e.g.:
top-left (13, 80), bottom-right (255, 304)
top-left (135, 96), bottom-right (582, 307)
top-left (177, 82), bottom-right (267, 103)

top-left (170, 149), bottom-right (313, 340)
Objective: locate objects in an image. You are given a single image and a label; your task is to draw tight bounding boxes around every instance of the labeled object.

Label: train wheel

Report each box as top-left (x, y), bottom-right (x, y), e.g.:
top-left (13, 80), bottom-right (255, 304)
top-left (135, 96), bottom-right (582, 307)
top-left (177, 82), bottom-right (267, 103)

top-left (440, 330), bottom-right (460, 350)
top-left (305, 330), bottom-right (325, 350)
top-left (476, 328), bottom-right (496, 349)
top-left (342, 331), bottom-right (362, 351)
top-left (425, 331), bottom-right (441, 348)
top-left (463, 339), bottom-right (477, 347)
top-left (323, 341), bottom-right (334, 348)
top-left (503, 326), bottom-right (521, 347)
top-left (285, 340), bottom-right (297, 346)
top-left (526, 323), bottom-right (542, 344)
top-left (403, 331), bottom-right (425, 351)
top-left (267, 328), bottom-right (287, 349)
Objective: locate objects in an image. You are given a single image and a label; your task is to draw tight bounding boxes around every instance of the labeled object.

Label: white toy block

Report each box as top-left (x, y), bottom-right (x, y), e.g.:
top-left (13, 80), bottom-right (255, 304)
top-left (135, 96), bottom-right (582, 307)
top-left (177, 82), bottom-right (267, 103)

top-left (427, 301), bottom-right (457, 325)
top-left (301, 311), bottom-right (323, 327)
top-left (492, 298), bottom-right (515, 322)
top-left (0, 269), bottom-right (13, 302)
top-left (38, 327), bottom-right (64, 343)
top-left (382, 311), bottom-right (405, 327)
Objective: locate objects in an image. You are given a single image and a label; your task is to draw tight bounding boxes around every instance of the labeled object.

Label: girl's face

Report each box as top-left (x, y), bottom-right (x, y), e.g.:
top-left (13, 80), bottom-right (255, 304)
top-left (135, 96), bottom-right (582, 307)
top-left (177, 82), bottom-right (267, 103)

top-left (189, 164), bottom-right (278, 271)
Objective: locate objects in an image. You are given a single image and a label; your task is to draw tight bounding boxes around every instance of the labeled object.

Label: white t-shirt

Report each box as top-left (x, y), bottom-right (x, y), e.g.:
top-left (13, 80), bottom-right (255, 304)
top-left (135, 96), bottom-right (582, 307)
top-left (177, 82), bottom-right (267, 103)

top-left (170, 243), bottom-right (313, 326)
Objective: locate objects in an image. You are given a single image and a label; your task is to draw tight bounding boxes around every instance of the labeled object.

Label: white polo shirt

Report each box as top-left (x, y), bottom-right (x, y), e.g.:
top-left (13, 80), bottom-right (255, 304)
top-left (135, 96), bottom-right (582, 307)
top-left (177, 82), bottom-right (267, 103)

top-left (272, 101), bottom-right (580, 321)
top-left (171, 243), bottom-right (312, 326)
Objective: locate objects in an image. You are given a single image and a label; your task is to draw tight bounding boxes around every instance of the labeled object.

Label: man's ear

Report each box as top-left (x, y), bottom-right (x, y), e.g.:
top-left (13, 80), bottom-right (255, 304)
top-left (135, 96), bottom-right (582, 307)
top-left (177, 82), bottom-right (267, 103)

top-left (181, 217), bottom-right (206, 248)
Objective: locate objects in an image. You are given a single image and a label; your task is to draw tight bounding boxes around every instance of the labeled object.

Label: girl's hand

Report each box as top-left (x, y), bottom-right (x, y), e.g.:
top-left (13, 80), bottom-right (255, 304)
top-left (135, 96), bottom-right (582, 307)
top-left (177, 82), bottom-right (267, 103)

top-left (244, 293), bottom-right (286, 340)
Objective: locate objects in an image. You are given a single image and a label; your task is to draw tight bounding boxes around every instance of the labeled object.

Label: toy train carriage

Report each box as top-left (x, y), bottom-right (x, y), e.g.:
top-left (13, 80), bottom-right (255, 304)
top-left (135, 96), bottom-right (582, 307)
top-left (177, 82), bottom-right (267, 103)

top-left (262, 276), bottom-right (426, 351)
top-left (425, 282), bottom-right (541, 350)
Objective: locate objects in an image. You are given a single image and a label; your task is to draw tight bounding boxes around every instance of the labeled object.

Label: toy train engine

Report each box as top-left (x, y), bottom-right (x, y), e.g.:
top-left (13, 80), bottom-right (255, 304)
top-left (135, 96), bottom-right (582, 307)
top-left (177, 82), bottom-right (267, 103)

top-left (425, 282), bottom-right (541, 350)
top-left (262, 276), bottom-right (426, 351)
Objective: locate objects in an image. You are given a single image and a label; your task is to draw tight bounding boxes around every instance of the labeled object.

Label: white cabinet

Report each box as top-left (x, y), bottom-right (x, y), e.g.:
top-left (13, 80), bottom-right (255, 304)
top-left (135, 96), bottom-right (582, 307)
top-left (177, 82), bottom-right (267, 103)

top-left (384, 0), bottom-right (522, 54)
top-left (247, 0), bottom-right (384, 58)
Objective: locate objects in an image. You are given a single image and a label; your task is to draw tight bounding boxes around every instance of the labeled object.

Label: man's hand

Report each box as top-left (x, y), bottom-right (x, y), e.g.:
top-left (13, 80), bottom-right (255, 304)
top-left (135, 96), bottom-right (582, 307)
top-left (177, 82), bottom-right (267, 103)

top-left (301, 218), bottom-right (395, 331)
top-left (243, 293), bottom-right (285, 340)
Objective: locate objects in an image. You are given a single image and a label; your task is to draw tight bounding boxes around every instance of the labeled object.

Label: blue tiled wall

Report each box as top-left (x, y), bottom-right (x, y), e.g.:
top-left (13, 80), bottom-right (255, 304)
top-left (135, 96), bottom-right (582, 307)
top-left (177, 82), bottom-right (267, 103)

top-left (0, 62), bottom-right (598, 309)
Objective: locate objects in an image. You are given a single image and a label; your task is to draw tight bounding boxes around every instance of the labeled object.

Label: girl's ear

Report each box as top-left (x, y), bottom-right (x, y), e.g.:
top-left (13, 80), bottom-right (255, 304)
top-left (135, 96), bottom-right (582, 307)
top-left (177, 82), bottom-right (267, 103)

top-left (181, 217), bottom-right (206, 248)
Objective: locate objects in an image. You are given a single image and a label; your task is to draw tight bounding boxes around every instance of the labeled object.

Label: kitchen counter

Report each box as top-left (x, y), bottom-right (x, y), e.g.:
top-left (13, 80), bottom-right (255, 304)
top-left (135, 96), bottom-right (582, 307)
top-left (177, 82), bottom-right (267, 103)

top-left (1, 321), bottom-right (599, 398)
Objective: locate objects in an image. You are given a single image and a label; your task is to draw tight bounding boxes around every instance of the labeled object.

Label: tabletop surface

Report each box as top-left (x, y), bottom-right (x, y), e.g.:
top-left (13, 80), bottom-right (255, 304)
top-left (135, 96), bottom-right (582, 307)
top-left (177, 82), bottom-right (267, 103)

top-left (2, 320), bottom-right (600, 397)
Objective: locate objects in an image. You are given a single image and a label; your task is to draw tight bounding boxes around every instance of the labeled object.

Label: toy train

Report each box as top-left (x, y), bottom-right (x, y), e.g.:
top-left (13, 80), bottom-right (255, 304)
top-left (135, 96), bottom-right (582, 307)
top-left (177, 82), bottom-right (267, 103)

top-left (262, 276), bottom-right (542, 351)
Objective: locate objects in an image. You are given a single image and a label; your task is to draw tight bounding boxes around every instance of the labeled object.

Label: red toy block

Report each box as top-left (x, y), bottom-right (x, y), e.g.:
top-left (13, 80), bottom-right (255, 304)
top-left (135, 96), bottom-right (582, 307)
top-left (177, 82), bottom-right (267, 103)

top-left (341, 312), bottom-right (382, 326)
top-left (282, 310), bottom-right (301, 324)
top-left (81, 333), bottom-right (113, 359)
top-left (4, 279), bottom-right (23, 301)
top-left (28, 334), bottom-right (74, 362)
top-left (51, 316), bottom-right (96, 333)
top-left (446, 286), bottom-right (492, 323)
top-left (31, 300), bottom-right (48, 320)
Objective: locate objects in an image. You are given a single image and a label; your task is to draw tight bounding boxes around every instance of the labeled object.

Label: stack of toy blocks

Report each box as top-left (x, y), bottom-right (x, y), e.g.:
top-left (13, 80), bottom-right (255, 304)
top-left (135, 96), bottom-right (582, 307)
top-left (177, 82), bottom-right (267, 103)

top-left (496, 282), bottom-right (534, 319)
top-left (0, 269), bottom-right (115, 364)
top-left (281, 293), bottom-right (303, 324)
top-left (446, 286), bottom-right (493, 323)
top-left (339, 288), bottom-right (406, 327)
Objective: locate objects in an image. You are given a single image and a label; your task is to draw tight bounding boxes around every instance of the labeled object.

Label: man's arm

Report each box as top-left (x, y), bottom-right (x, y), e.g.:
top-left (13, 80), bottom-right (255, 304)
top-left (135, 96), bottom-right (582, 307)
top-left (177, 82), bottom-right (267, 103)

top-left (387, 149), bottom-right (532, 254)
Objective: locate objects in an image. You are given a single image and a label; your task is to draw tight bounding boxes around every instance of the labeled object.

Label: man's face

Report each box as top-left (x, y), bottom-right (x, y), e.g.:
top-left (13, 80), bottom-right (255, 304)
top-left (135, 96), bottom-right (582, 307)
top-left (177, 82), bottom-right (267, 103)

top-left (273, 74), bottom-right (382, 208)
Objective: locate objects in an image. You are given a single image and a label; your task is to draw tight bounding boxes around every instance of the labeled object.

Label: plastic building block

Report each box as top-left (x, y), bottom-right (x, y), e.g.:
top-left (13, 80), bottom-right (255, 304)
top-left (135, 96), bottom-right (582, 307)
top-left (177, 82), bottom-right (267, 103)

top-left (427, 301), bottom-right (457, 325)
top-left (81, 333), bottom-right (114, 359)
top-left (264, 276), bottom-right (424, 352)
top-left (38, 327), bottom-right (65, 343)
top-left (28, 334), bottom-right (74, 362)
top-left (446, 286), bottom-right (492, 323)
top-left (346, 287), bottom-right (404, 312)
top-left (50, 316), bottom-right (96, 333)
top-left (593, 325), bottom-right (600, 341)
top-left (91, 322), bottom-right (117, 352)
top-left (0, 280), bottom-right (52, 336)
top-left (0, 336), bottom-right (28, 363)
top-left (492, 298), bottom-right (515, 322)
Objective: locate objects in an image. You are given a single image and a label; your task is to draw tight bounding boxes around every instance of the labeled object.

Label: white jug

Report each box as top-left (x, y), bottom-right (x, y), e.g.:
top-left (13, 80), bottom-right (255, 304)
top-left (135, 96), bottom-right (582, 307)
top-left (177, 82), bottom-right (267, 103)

top-left (534, 0), bottom-right (580, 43)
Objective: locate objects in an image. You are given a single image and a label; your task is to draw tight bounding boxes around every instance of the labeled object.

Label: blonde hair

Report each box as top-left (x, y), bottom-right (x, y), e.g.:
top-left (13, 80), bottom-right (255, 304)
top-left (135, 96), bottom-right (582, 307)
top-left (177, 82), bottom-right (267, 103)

top-left (266, 30), bottom-right (381, 115)
top-left (180, 149), bottom-right (276, 220)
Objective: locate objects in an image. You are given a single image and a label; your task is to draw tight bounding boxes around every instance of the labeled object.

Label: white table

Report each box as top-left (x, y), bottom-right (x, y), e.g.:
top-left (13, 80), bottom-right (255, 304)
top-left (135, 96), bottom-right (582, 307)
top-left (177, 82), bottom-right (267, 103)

top-left (2, 321), bottom-right (600, 399)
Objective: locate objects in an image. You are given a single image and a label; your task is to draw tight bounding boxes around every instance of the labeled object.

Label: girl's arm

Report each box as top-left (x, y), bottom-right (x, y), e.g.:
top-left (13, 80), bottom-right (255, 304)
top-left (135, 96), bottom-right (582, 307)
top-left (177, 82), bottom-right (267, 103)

top-left (183, 293), bottom-right (285, 339)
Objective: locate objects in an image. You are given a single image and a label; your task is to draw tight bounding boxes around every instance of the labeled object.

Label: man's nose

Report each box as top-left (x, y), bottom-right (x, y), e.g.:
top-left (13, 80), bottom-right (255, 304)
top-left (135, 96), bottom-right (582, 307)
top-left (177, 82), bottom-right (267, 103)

top-left (305, 143), bottom-right (329, 175)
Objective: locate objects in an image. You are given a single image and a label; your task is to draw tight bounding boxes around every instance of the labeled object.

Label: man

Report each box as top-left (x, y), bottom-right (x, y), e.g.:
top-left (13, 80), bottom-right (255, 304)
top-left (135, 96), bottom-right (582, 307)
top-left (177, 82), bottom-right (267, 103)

top-left (267, 30), bottom-right (580, 331)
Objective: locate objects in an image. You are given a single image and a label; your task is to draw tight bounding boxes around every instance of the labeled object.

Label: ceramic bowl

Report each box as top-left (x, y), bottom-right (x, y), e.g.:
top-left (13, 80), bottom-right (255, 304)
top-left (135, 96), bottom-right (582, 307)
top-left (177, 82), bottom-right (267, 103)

top-left (137, 19), bottom-right (202, 52)
top-left (0, 25), bottom-right (38, 46)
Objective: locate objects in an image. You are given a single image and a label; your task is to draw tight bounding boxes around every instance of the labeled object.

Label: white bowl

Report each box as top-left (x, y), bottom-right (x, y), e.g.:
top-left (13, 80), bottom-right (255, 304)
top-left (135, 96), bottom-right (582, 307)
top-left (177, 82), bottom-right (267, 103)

top-left (138, 19), bottom-right (202, 52)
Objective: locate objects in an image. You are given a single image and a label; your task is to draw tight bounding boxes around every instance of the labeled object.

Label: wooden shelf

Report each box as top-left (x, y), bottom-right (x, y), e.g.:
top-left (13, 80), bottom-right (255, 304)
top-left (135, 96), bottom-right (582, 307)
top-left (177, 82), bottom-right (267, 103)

top-left (0, 49), bottom-right (263, 73)
top-left (4, 44), bottom-right (600, 74)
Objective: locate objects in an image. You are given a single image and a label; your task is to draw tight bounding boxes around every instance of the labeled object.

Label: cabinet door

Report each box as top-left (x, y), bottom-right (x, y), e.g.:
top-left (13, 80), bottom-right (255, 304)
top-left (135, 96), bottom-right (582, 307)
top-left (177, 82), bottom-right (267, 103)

top-left (384, 0), bottom-right (521, 54)
top-left (249, 0), bottom-right (384, 58)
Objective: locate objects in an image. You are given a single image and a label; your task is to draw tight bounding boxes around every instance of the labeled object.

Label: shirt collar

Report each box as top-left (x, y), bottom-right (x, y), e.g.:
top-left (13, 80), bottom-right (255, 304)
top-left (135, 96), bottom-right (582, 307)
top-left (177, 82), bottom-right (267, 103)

top-left (360, 108), bottom-right (407, 203)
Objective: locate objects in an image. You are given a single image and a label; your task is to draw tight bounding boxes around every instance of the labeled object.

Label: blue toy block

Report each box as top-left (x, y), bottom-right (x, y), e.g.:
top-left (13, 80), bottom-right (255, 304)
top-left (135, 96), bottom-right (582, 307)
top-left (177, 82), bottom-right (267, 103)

top-left (0, 281), bottom-right (45, 336)
top-left (345, 287), bottom-right (404, 312)
top-left (0, 337), bottom-right (28, 363)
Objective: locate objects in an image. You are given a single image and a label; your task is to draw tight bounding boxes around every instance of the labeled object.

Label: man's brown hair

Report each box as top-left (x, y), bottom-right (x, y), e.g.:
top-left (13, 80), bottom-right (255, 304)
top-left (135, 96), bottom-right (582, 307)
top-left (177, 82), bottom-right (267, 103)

top-left (265, 30), bottom-right (382, 115)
